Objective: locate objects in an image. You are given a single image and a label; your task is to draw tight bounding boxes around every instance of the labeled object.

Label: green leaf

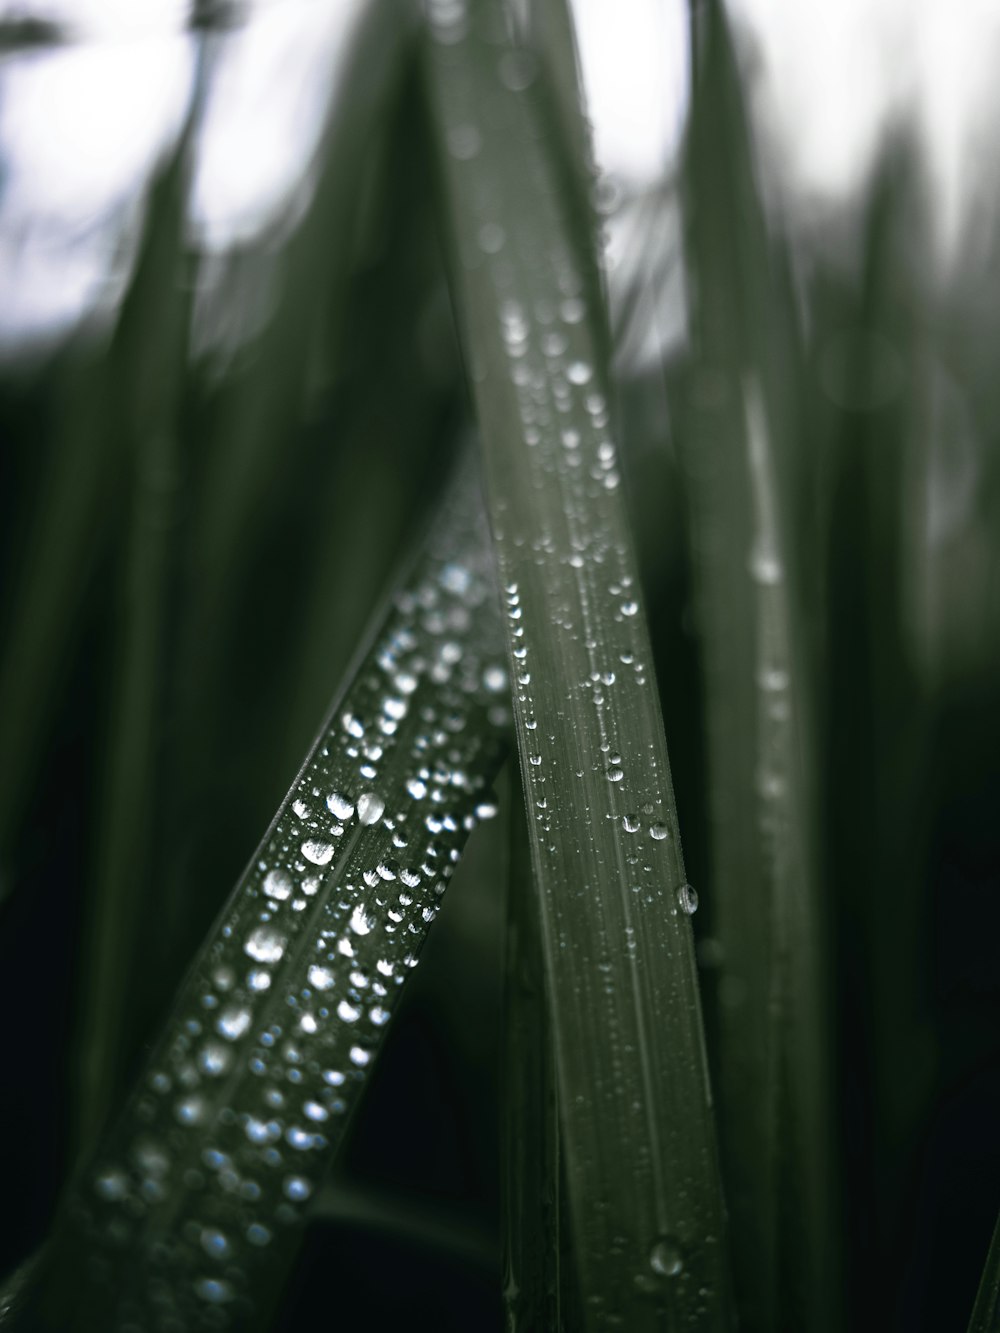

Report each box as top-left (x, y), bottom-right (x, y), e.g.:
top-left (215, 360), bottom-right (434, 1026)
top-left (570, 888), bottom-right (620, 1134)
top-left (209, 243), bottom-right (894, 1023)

top-left (426, 4), bottom-right (733, 1326)
top-left (19, 452), bottom-right (510, 1331)
top-left (679, 5), bottom-right (838, 1328)
top-left (968, 1212), bottom-right (1000, 1333)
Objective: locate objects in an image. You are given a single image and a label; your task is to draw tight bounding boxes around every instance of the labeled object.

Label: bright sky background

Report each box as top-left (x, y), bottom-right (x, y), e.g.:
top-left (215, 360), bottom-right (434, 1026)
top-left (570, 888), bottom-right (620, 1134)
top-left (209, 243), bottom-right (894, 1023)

top-left (0, 0), bottom-right (998, 355)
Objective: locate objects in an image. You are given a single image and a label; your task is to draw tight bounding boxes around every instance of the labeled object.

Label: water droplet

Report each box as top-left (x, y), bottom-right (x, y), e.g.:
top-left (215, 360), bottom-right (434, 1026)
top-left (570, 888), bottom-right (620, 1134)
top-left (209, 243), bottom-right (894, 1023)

top-left (94, 1169), bottom-right (128, 1201)
top-left (650, 823), bottom-right (669, 841)
top-left (304, 1099), bottom-right (328, 1122)
top-left (622, 813), bottom-right (640, 833)
top-left (200, 1228), bottom-right (230, 1260)
top-left (606, 765), bottom-right (624, 783)
top-left (245, 926), bottom-right (286, 964)
top-left (263, 869), bottom-right (293, 901)
top-left (302, 839), bottom-right (334, 866)
top-left (749, 546), bottom-right (783, 585)
top-left (350, 904), bottom-right (373, 936)
top-left (407, 776), bottom-right (427, 799)
top-left (247, 967), bottom-right (272, 991)
top-left (337, 1000), bottom-right (360, 1023)
top-left (620, 600), bottom-right (638, 617)
top-left (483, 664), bottom-right (507, 693)
top-left (758, 666), bottom-right (790, 692)
top-left (195, 1277), bottom-right (234, 1304)
top-left (247, 1222), bottom-right (271, 1247)
top-left (567, 360), bottom-right (592, 385)
top-left (677, 883), bottom-right (699, 915)
top-left (217, 1006), bottom-right (251, 1041)
top-left (357, 792), bottom-right (384, 826)
top-left (649, 1236), bottom-right (684, 1277)
top-left (349, 1045), bottom-right (371, 1067)
top-left (283, 1175), bottom-right (312, 1202)
top-left (199, 1041), bottom-right (232, 1076)
top-left (326, 791), bottom-right (354, 821)
top-left (175, 1095), bottom-right (206, 1126)
top-left (308, 964), bottom-right (334, 991)
top-left (478, 222), bottom-right (506, 254)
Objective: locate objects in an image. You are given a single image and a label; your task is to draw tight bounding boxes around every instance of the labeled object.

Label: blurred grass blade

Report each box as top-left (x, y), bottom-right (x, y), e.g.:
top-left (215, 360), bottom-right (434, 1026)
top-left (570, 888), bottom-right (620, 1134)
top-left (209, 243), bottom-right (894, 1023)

top-left (426, 4), bottom-right (732, 1327)
top-left (19, 452), bottom-right (509, 1331)
top-left (969, 1212), bottom-right (1000, 1333)
top-left (74, 83), bottom-right (202, 1155)
top-left (681, 3), bottom-right (835, 1327)
top-left (502, 782), bottom-right (562, 1331)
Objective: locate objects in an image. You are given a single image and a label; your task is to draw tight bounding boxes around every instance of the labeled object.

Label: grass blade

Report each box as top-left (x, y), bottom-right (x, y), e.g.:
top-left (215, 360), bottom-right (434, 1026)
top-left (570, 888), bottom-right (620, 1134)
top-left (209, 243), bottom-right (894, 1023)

top-left (426, 5), bottom-right (732, 1326)
top-left (502, 783), bottom-right (563, 1331)
top-left (680, 4), bottom-right (835, 1326)
top-left (73, 98), bottom-right (199, 1154)
top-left (969, 1212), bottom-right (1000, 1333)
top-left (18, 451), bottom-right (509, 1331)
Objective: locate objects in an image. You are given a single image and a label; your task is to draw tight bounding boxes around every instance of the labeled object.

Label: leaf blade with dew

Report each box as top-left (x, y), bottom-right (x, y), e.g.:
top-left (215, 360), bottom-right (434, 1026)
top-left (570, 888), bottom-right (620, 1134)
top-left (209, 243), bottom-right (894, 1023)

top-left (17, 451), bottom-right (509, 1332)
top-left (426, 4), bottom-right (733, 1327)
top-left (679, 2), bottom-right (836, 1326)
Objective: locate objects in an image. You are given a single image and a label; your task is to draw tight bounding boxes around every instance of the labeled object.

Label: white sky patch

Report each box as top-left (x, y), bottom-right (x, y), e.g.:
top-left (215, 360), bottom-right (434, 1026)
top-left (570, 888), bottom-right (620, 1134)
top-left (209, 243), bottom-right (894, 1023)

top-left (0, 34), bottom-right (194, 356)
top-left (189, 0), bottom-right (367, 252)
top-left (570, 0), bottom-right (690, 188)
top-left (725, 0), bottom-right (1000, 268)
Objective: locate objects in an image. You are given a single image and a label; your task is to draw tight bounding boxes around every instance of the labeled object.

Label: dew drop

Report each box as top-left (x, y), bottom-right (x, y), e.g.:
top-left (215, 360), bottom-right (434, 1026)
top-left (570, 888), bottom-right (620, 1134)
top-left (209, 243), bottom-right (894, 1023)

top-left (357, 792), bottom-right (385, 826)
top-left (307, 964), bottom-right (334, 991)
top-left (175, 1095), bottom-right (206, 1126)
top-left (337, 1000), bottom-right (360, 1023)
top-left (200, 1228), bottom-right (230, 1260)
top-left (350, 905), bottom-right (373, 935)
top-left (198, 1041), bottom-right (232, 1077)
top-left (677, 883), bottom-right (699, 915)
top-left (478, 222), bottom-right (506, 254)
top-left (217, 1006), bottom-right (251, 1041)
top-left (283, 1175), bottom-right (312, 1202)
top-left (245, 926), bottom-right (286, 964)
top-left (606, 765), bottom-right (624, 783)
top-left (649, 1236), bottom-right (684, 1277)
top-left (195, 1277), bottom-right (234, 1305)
top-left (263, 869), bottom-right (293, 902)
top-left (302, 839), bottom-right (334, 866)
top-left (567, 360), bottom-right (592, 385)
top-left (620, 600), bottom-right (638, 617)
top-left (326, 792), bottom-right (354, 821)
top-left (94, 1169), bottom-right (128, 1201)
top-left (749, 546), bottom-right (783, 585)
top-left (622, 813), bottom-right (640, 834)
top-left (247, 1222), bottom-right (271, 1247)
top-left (649, 823), bottom-right (669, 841)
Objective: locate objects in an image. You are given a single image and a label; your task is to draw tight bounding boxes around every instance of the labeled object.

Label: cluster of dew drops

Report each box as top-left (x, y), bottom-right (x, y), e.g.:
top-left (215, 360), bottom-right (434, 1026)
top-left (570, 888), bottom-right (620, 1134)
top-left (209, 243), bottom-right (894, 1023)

top-left (78, 488), bottom-right (510, 1325)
